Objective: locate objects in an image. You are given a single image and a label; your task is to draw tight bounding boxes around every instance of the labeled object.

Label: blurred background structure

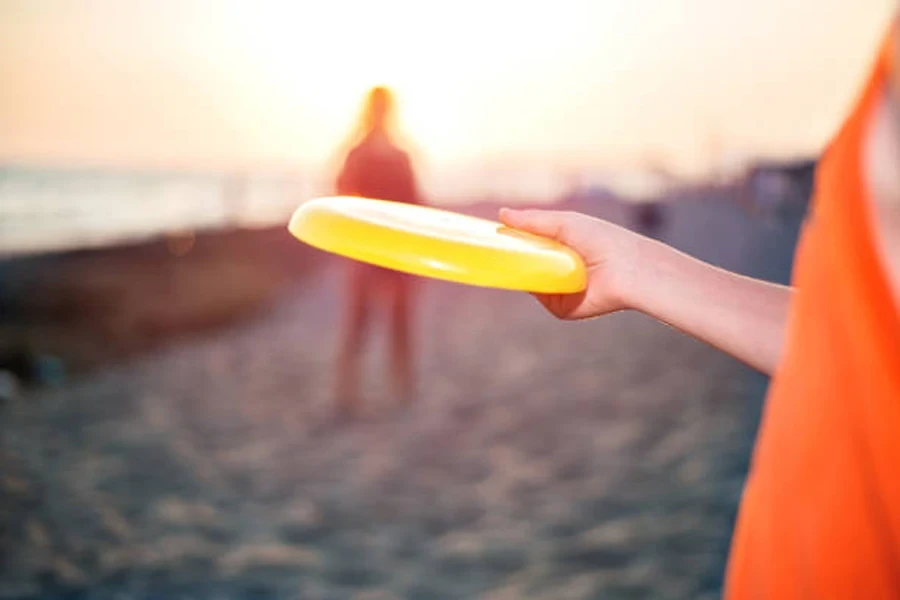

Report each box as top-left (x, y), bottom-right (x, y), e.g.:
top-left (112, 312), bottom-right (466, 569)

top-left (0, 1), bottom-right (895, 598)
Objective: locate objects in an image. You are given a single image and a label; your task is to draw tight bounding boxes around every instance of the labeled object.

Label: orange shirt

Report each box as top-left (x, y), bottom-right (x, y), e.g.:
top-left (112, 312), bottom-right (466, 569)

top-left (725, 30), bottom-right (900, 598)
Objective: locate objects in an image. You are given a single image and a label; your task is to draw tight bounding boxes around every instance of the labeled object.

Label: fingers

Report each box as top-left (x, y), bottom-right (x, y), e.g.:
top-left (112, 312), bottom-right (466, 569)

top-left (531, 291), bottom-right (590, 320)
top-left (504, 208), bottom-right (604, 321)
top-left (531, 293), bottom-right (554, 313)
top-left (532, 293), bottom-right (569, 319)
top-left (499, 208), bottom-right (573, 241)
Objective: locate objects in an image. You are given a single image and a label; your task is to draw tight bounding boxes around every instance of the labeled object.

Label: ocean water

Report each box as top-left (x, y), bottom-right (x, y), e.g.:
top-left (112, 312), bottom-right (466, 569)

top-left (0, 164), bottom-right (656, 257)
top-left (0, 166), bottom-right (319, 256)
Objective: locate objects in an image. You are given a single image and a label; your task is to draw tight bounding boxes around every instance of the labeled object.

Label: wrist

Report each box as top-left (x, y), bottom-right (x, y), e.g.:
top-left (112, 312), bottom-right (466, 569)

top-left (618, 236), bottom-right (685, 315)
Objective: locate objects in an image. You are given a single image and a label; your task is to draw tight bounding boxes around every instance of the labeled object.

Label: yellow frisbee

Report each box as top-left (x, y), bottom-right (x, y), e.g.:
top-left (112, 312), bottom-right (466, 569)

top-left (288, 196), bottom-right (586, 293)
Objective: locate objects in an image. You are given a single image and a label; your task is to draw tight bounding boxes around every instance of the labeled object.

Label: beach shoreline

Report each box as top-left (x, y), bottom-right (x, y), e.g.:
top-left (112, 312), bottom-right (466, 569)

top-left (0, 225), bottom-right (324, 377)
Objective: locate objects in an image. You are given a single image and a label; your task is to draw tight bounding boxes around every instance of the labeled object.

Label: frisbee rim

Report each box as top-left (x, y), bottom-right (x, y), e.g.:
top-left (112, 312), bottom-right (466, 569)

top-left (288, 196), bottom-right (587, 293)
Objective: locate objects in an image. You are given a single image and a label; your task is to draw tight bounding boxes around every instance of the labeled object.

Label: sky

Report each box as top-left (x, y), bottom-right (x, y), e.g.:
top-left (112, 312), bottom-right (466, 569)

top-left (0, 0), bottom-right (896, 192)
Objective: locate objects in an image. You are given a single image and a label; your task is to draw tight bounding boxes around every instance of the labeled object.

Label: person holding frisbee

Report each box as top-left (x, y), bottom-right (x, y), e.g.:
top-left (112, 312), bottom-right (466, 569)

top-left (290, 20), bottom-right (898, 596)
top-left (500, 25), bottom-right (900, 598)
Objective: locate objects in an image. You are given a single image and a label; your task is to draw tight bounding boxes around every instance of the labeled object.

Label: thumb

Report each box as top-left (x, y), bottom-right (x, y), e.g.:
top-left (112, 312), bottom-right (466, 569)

top-left (498, 208), bottom-right (571, 242)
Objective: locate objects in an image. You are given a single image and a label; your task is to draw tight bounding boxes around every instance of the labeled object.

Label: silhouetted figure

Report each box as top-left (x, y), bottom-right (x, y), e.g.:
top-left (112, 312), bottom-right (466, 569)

top-left (333, 87), bottom-right (424, 418)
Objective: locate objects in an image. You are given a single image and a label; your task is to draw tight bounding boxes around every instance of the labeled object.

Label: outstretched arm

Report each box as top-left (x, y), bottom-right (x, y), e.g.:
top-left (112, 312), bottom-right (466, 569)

top-left (628, 237), bottom-right (792, 374)
top-left (499, 208), bottom-right (792, 375)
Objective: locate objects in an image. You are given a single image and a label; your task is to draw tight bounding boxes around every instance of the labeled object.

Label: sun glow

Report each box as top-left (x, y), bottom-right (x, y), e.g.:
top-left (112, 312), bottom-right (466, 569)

top-left (1, 0), bottom-right (895, 185)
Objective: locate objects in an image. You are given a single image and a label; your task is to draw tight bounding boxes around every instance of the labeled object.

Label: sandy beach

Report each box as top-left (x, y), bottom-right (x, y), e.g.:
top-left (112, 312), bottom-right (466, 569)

top-left (0, 196), bottom-right (802, 599)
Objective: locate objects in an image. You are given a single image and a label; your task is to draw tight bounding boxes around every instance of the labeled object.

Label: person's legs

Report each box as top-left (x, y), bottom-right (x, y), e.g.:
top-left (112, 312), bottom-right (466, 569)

top-left (389, 274), bottom-right (415, 405)
top-left (335, 263), bottom-right (372, 417)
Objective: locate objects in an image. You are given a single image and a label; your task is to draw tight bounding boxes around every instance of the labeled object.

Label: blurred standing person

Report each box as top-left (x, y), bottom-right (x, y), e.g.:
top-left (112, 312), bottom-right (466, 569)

top-left (332, 86), bottom-right (424, 418)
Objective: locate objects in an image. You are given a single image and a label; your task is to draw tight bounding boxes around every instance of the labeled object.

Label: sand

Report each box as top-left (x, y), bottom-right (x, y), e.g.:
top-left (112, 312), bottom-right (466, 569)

top-left (0, 196), bottom-right (802, 599)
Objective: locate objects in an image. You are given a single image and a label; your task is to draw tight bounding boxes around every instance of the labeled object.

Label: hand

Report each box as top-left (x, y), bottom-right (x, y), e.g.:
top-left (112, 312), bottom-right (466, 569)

top-left (499, 208), bottom-right (648, 319)
top-left (500, 207), bottom-right (792, 374)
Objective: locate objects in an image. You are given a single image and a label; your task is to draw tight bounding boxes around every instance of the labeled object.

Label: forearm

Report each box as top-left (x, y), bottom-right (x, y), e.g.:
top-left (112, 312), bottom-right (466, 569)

top-left (626, 239), bottom-right (793, 375)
